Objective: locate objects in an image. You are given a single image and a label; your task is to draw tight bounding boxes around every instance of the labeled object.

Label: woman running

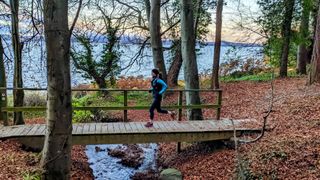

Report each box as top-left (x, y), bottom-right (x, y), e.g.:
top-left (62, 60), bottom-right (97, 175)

top-left (145, 69), bottom-right (175, 127)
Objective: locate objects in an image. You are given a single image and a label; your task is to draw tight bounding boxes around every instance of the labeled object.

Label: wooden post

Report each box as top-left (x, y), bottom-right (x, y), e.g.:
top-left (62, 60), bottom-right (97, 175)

top-left (177, 90), bottom-right (183, 153)
top-left (216, 90), bottom-right (222, 120)
top-left (178, 91), bottom-right (183, 121)
top-left (0, 89), bottom-right (7, 126)
top-left (123, 90), bottom-right (128, 122)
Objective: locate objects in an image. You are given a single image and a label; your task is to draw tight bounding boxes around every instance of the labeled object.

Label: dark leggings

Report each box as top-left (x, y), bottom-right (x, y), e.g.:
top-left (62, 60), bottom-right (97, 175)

top-left (149, 97), bottom-right (168, 120)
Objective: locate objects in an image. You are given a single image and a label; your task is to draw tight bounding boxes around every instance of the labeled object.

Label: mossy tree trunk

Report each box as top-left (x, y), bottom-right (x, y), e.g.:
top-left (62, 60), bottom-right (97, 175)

top-left (181, 0), bottom-right (203, 120)
top-left (41, 0), bottom-right (72, 179)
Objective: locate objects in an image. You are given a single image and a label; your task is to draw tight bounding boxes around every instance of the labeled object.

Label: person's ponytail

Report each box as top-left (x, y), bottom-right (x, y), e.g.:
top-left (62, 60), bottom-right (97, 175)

top-left (158, 73), bottom-right (163, 80)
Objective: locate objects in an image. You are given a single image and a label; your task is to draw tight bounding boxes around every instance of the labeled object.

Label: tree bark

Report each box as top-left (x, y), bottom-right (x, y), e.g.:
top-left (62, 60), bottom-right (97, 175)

top-left (144, 0), bottom-right (151, 21)
top-left (149, 0), bottom-right (167, 82)
top-left (167, 41), bottom-right (182, 87)
top-left (297, 0), bottom-right (311, 75)
top-left (308, 4), bottom-right (320, 84)
top-left (0, 36), bottom-right (7, 126)
top-left (211, 0), bottom-right (223, 89)
top-left (95, 77), bottom-right (107, 89)
top-left (41, 0), bottom-right (72, 179)
top-left (279, 0), bottom-right (295, 77)
top-left (10, 0), bottom-right (24, 125)
top-left (181, 0), bottom-right (203, 120)
top-left (95, 76), bottom-right (108, 96)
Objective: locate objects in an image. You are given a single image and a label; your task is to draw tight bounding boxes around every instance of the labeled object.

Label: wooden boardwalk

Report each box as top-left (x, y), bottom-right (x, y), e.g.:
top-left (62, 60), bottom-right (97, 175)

top-left (0, 119), bottom-right (258, 149)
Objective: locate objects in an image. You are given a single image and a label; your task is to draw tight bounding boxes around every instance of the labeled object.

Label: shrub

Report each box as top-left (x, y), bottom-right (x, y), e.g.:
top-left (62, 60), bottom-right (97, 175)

top-left (116, 76), bottom-right (150, 89)
top-left (24, 92), bottom-right (47, 106)
top-left (72, 97), bottom-right (93, 123)
top-left (220, 58), bottom-right (267, 78)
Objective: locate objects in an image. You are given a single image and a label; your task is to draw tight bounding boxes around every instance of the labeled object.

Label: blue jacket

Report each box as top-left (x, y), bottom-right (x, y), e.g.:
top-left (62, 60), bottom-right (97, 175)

top-left (150, 78), bottom-right (167, 97)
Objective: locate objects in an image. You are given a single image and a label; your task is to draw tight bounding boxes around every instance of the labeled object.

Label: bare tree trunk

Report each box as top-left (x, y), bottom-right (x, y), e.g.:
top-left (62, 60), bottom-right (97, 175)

top-left (280, 0), bottom-right (295, 78)
top-left (308, 4), bottom-right (320, 84)
top-left (181, 0), bottom-right (203, 120)
top-left (41, 0), bottom-right (72, 179)
top-left (0, 36), bottom-right (7, 126)
top-left (211, 0), bottom-right (223, 89)
top-left (167, 41), bottom-right (182, 87)
top-left (144, 0), bottom-right (151, 21)
top-left (297, 0), bottom-right (311, 75)
top-left (167, 0), bottom-right (203, 88)
top-left (150, 0), bottom-right (167, 82)
top-left (95, 76), bottom-right (108, 96)
top-left (194, 0), bottom-right (203, 36)
top-left (10, 0), bottom-right (24, 125)
top-left (95, 77), bottom-right (107, 89)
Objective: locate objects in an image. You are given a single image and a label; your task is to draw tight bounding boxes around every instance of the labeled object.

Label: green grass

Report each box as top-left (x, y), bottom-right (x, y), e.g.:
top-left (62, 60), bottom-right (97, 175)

top-left (221, 72), bottom-right (274, 82)
top-left (22, 171), bottom-right (41, 180)
top-left (220, 71), bottom-right (298, 82)
top-left (128, 91), bottom-right (150, 106)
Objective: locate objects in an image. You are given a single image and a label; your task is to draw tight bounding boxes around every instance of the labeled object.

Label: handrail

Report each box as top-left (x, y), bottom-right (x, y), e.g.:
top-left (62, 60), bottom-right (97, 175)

top-left (0, 88), bottom-right (222, 125)
top-left (2, 104), bottom-right (220, 111)
top-left (0, 87), bottom-right (222, 92)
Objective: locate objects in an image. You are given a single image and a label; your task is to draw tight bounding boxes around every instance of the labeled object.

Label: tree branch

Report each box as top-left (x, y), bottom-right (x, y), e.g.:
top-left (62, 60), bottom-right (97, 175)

top-left (0, 0), bottom-right (10, 8)
top-left (69, 0), bottom-right (83, 36)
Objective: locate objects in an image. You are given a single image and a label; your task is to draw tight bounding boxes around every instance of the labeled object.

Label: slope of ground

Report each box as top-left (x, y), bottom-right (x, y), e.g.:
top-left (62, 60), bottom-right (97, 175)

top-left (157, 78), bottom-right (320, 179)
top-left (0, 78), bottom-right (319, 179)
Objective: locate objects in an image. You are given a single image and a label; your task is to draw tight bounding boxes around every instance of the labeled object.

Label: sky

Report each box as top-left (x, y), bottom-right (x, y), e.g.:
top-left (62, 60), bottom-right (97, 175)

top-left (208, 0), bottom-right (264, 43)
top-left (0, 0), bottom-right (264, 43)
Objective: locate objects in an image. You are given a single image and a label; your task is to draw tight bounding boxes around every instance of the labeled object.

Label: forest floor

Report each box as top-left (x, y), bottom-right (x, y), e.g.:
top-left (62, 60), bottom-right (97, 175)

top-left (0, 77), bottom-right (319, 179)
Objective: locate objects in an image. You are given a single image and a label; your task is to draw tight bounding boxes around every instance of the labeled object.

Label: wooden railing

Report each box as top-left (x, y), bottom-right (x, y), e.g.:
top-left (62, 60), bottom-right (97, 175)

top-left (0, 88), bottom-right (222, 125)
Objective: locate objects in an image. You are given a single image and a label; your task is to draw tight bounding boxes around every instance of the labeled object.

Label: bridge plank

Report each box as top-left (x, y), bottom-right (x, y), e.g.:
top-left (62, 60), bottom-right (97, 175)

top-left (171, 121), bottom-right (184, 132)
top-left (119, 123), bottom-right (127, 133)
top-left (1, 127), bottom-right (12, 137)
top-left (113, 123), bottom-right (120, 133)
top-left (174, 121), bottom-right (190, 131)
top-left (129, 122), bottom-right (139, 131)
top-left (121, 122), bottom-right (129, 133)
top-left (160, 121), bottom-right (172, 131)
top-left (96, 123), bottom-right (102, 134)
top-left (89, 123), bottom-right (96, 134)
top-left (0, 119), bottom-right (259, 146)
top-left (124, 122), bottom-right (133, 133)
top-left (26, 125), bottom-right (41, 136)
top-left (72, 124), bottom-right (78, 134)
top-left (100, 124), bottom-right (108, 133)
top-left (139, 122), bottom-right (154, 133)
top-left (5, 126), bottom-right (20, 136)
top-left (189, 121), bottom-right (207, 131)
top-left (83, 124), bottom-right (90, 134)
top-left (134, 122), bottom-right (148, 133)
top-left (20, 125), bottom-right (34, 136)
top-left (76, 124), bottom-right (84, 134)
top-left (12, 126), bottom-right (26, 137)
top-left (123, 123), bottom-right (130, 132)
top-left (37, 125), bottom-right (46, 135)
top-left (168, 121), bottom-right (180, 131)
top-left (152, 122), bottom-right (161, 130)
top-left (156, 121), bottom-right (167, 131)
top-left (110, 123), bottom-right (115, 132)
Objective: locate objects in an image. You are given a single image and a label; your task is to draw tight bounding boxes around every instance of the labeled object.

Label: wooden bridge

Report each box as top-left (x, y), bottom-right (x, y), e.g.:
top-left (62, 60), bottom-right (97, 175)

top-left (0, 88), bottom-right (259, 151)
top-left (0, 119), bottom-right (258, 150)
